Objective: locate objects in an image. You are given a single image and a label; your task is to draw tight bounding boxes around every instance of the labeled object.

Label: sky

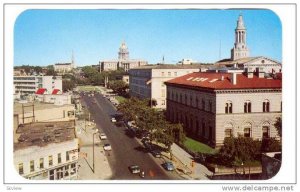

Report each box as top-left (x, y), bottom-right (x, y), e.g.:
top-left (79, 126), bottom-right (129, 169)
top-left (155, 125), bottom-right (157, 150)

top-left (14, 9), bottom-right (282, 66)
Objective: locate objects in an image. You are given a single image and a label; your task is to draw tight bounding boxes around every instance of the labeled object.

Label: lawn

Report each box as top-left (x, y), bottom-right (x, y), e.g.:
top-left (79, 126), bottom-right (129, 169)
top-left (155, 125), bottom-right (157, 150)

top-left (183, 137), bottom-right (217, 155)
top-left (77, 86), bottom-right (100, 92)
top-left (115, 96), bottom-right (127, 103)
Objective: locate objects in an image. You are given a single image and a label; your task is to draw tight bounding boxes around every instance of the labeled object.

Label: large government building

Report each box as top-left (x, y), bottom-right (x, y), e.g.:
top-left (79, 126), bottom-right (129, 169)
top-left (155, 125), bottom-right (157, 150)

top-left (165, 71), bottom-right (282, 147)
top-left (99, 42), bottom-right (148, 72)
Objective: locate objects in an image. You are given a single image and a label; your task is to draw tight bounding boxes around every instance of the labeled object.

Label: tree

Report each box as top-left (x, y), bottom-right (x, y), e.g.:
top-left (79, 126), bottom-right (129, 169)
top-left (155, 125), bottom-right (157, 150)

top-left (46, 65), bottom-right (57, 76)
top-left (62, 79), bottom-right (75, 92)
top-left (274, 117), bottom-right (282, 138)
top-left (218, 137), bottom-right (261, 166)
top-left (108, 80), bottom-right (129, 95)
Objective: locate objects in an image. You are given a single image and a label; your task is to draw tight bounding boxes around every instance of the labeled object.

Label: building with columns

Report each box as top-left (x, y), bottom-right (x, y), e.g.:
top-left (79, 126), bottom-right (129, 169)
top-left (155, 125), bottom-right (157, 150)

top-left (100, 42), bottom-right (148, 72)
top-left (165, 71), bottom-right (282, 148)
top-left (216, 14), bottom-right (281, 73)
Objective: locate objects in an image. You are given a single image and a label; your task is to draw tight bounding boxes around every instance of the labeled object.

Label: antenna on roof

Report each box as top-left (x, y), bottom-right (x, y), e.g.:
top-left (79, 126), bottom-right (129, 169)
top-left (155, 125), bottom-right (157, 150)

top-left (219, 39), bottom-right (222, 60)
top-left (162, 55), bottom-right (165, 64)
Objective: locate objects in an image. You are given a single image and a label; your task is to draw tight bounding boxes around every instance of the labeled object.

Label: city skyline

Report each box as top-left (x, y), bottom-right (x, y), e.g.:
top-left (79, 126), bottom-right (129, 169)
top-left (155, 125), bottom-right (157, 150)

top-left (14, 9), bottom-right (282, 66)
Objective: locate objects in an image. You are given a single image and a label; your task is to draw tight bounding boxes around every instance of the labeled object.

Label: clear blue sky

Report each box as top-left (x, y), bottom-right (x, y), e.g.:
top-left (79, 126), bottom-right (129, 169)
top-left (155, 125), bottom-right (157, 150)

top-left (14, 9), bottom-right (282, 66)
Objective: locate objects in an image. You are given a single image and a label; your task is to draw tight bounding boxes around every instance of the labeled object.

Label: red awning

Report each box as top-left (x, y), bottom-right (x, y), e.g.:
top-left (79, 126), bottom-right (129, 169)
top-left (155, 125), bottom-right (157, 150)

top-left (35, 88), bottom-right (47, 95)
top-left (52, 89), bottom-right (60, 94)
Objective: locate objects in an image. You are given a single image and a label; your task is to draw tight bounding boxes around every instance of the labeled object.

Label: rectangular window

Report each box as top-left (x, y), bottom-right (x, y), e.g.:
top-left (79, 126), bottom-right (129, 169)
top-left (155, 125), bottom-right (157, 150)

top-left (30, 160), bottom-right (34, 172)
top-left (161, 89), bottom-right (165, 97)
top-left (40, 158), bottom-right (44, 169)
top-left (58, 153), bottom-right (62, 164)
top-left (70, 163), bottom-right (76, 175)
top-left (19, 163), bottom-right (24, 175)
top-left (162, 100), bottom-right (166, 105)
top-left (161, 72), bottom-right (165, 77)
top-left (66, 151), bottom-right (70, 161)
top-left (225, 129), bottom-right (232, 138)
top-left (202, 100), bottom-right (205, 110)
top-left (174, 72), bottom-right (177, 76)
top-left (49, 170), bottom-right (55, 180)
top-left (168, 72), bottom-right (171, 76)
top-left (49, 155), bottom-right (53, 166)
top-left (209, 101), bottom-right (212, 112)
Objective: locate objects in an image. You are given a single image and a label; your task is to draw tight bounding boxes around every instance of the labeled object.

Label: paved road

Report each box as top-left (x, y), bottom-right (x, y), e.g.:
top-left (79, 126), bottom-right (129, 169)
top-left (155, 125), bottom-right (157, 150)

top-left (81, 93), bottom-right (181, 180)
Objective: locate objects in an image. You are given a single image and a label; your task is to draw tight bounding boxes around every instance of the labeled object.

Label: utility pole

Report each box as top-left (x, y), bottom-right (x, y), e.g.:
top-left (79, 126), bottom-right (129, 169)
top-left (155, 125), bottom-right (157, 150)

top-left (92, 129), bottom-right (98, 173)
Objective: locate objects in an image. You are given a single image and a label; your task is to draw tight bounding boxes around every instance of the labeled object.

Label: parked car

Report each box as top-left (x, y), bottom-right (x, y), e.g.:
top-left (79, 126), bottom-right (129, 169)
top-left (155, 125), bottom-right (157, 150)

top-left (103, 143), bottom-right (112, 151)
top-left (151, 150), bottom-right (162, 158)
top-left (162, 162), bottom-right (175, 171)
top-left (143, 142), bottom-right (152, 151)
top-left (111, 117), bottom-right (117, 123)
top-left (128, 165), bottom-right (141, 174)
top-left (99, 133), bottom-right (107, 140)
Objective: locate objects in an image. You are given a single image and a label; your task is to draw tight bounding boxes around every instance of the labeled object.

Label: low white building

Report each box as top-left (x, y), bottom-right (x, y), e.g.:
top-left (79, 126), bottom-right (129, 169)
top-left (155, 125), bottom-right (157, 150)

top-left (129, 64), bottom-right (210, 109)
top-left (13, 76), bottom-right (62, 96)
top-left (165, 71), bottom-right (282, 147)
top-left (14, 121), bottom-right (79, 180)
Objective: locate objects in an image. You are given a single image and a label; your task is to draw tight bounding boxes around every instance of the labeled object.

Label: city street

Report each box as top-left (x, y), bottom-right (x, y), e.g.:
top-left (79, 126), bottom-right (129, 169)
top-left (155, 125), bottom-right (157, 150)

top-left (81, 92), bottom-right (182, 180)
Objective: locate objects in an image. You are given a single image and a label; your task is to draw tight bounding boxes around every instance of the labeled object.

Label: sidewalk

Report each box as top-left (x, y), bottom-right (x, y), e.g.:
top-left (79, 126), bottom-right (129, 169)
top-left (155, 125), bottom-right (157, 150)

top-left (76, 120), bottom-right (113, 180)
top-left (170, 143), bottom-right (213, 180)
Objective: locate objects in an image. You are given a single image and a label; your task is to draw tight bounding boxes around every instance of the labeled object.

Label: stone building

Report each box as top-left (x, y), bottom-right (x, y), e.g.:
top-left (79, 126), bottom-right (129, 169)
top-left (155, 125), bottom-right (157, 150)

top-left (99, 42), bottom-right (147, 72)
top-left (165, 71), bottom-right (282, 147)
top-left (129, 64), bottom-right (210, 109)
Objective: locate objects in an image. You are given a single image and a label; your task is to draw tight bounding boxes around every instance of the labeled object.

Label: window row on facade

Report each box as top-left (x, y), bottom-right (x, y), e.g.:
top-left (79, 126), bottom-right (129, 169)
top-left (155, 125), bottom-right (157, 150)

top-left (18, 151), bottom-right (71, 175)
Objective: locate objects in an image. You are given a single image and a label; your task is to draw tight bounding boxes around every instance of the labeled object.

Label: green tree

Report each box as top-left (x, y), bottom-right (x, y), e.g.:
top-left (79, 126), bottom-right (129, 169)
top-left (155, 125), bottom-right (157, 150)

top-left (108, 80), bottom-right (129, 95)
top-left (274, 117), bottom-right (282, 138)
top-left (62, 79), bottom-right (75, 92)
top-left (218, 137), bottom-right (261, 166)
top-left (46, 65), bottom-right (57, 76)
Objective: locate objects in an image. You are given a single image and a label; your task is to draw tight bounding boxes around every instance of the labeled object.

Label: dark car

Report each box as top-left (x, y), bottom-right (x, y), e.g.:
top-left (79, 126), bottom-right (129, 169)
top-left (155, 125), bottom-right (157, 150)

top-left (162, 162), bottom-right (175, 171)
top-left (128, 165), bottom-right (141, 174)
top-left (143, 142), bottom-right (152, 151)
top-left (151, 150), bottom-right (161, 158)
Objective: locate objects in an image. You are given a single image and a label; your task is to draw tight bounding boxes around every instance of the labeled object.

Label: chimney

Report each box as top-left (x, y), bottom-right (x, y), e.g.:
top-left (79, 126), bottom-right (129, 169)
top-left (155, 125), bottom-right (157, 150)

top-left (257, 67), bottom-right (265, 78)
top-left (231, 73), bottom-right (237, 85)
top-left (245, 67), bottom-right (253, 78)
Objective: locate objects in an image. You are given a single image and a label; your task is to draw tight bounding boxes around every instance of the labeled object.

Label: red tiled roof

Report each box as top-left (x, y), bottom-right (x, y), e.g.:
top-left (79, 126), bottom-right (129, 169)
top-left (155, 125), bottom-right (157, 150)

top-left (35, 88), bottom-right (47, 95)
top-left (52, 89), bottom-right (60, 94)
top-left (165, 72), bottom-right (282, 90)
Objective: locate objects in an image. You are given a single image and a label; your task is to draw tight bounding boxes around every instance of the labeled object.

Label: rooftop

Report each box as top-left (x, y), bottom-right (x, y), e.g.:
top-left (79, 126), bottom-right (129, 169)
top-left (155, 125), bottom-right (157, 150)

top-left (165, 72), bottom-right (282, 90)
top-left (14, 102), bottom-right (74, 115)
top-left (14, 121), bottom-right (76, 151)
top-left (215, 56), bottom-right (281, 66)
top-left (131, 63), bottom-right (212, 70)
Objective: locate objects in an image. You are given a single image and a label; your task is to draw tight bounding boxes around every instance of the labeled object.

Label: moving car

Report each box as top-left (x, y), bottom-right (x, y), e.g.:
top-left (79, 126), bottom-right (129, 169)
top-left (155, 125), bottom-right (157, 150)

top-left (128, 165), bottom-right (141, 174)
top-left (162, 162), bottom-right (175, 171)
top-left (99, 133), bottom-right (107, 140)
top-left (103, 143), bottom-right (112, 151)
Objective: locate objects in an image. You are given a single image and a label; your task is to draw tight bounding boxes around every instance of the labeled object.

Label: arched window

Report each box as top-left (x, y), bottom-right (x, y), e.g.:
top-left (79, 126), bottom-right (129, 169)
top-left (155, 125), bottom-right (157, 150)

top-left (225, 101), bottom-right (233, 114)
top-left (243, 123), bottom-right (252, 137)
top-left (244, 100), bottom-right (251, 113)
top-left (263, 100), bottom-right (270, 112)
top-left (262, 126), bottom-right (270, 138)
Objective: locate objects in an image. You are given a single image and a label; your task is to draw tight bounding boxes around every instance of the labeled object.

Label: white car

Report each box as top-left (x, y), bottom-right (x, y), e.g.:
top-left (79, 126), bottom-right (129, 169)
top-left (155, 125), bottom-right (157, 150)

top-left (103, 144), bottom-right (112, 151)
top-left (111, 117), bottom-right (117, 123)
top-left (99, 133), bottom-right (107, 140)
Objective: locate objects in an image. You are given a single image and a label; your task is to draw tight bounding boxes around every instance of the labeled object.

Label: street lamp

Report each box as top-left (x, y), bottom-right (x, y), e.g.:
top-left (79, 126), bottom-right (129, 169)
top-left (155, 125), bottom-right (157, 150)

top-left (92, 129), bottom-right (99, 173)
